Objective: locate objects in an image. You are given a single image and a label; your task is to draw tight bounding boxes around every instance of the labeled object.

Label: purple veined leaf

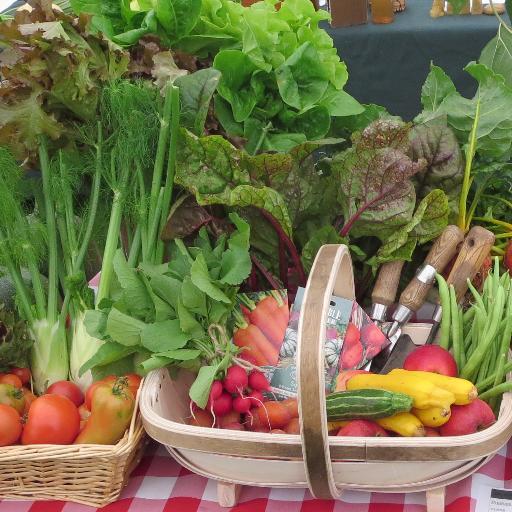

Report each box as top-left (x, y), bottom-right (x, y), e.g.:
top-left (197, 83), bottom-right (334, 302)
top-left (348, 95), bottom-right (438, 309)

top-left (160, 195), bottom-right (212, 241)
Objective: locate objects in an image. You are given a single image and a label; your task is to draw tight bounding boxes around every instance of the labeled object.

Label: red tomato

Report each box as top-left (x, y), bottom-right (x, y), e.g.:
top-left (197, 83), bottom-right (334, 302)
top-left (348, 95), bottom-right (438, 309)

top-left (22, 394), bottom-right (80, 445)
top-left (0, 404), bottom-right (22, 446)
top-left (0, 374), bottom-right (23, 388)
top-left (10, 367), bottom-right (31, 385)
top-left (22, 387), bottom-right (36, 414)
top-left (46, 381), bottom-right (84, 407)
top-left (125, 374), bottom-right (142, 399)
top-left (85, 376), bottom-right (117, 410)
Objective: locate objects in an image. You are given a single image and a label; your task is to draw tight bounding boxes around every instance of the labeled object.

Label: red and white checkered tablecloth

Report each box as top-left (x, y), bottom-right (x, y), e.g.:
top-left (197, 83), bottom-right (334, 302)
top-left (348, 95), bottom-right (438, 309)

top-left (1, 440), bottom-right (511, 512)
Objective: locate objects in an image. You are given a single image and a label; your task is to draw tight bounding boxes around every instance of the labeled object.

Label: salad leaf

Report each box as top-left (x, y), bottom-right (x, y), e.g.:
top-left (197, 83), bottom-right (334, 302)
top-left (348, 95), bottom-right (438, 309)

top-left (0, 306), bottom-right (33, 373)
top-left (175, 69), bottom-right (221, 135)
top-left (154, 0), bottom-right (201, 40)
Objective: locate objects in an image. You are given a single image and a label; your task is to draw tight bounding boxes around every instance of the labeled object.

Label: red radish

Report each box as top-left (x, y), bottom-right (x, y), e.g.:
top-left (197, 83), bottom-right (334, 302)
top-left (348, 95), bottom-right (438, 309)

top-left (271, 429), bottom-right (287, 434)
top-left (285, 417), bottom-right (300, 434)
top-left (440, 399), bottom-right (496, 436)
top-left (223, 366), bottom-right (248, 394)
top-left (210, 380), bottom-right (223, 400)
top-left (403, 345), bottom-right (458, 377)
top-left (188, 409), bottom-right (214, 428)
top-left (248, 370), bottom-right (270, 391)
top-left (233, 395), bottom-right (252, 414)
top-left (223, 422), bottom-right (245, 431)
top-left (248, 390), bottom-right (265, 408)
top-left (337, 420), bottom-right (388, 437)
top-left (257, 401), bottom-right (291, 429)
top-left (217, 411), bottom-right (241, 428)
top-left (281, 398), bottom-right (298, 418)
top-left (211, 392), bottom-right (233, 417)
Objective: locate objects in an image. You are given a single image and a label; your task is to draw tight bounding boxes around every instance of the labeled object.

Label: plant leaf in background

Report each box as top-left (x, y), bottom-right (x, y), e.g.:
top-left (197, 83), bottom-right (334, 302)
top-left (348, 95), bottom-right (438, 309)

top-left (410, 115), bottom-right (463, 217)
top-left (372, 189), bottom-right (449, 266)
top-left (154, 0), bottom-right (201, 41)
top-left (480, 24), bottom-right (512, 88)
top-left (333, 120), bottom-right (427, 241)
top-left (176, 129), bottom-right (293, 236)
top-left (420, 64), bottom-right (457, 112)
top-left (419, 63), bottom-right (512, 161)
top-left (175, 69), bottom-right (221, 135)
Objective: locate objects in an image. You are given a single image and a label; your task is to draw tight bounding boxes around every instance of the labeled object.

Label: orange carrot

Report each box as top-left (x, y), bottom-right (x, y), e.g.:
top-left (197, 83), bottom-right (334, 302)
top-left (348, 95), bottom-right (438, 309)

top-left (233, 328), bottom-right (269, 367)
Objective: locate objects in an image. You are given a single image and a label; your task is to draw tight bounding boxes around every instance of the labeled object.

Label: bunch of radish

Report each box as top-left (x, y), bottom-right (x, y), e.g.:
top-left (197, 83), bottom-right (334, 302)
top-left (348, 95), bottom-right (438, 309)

top-left (188, 366), bottom-right (299, 434)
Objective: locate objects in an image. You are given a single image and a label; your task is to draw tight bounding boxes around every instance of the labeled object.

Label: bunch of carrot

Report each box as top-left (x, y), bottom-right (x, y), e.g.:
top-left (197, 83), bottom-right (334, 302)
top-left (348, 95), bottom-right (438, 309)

top-left (233, 292), bottom-right (289, 367)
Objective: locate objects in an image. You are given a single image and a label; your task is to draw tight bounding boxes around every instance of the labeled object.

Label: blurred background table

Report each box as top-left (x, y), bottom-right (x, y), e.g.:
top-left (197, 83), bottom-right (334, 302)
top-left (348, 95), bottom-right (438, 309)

top-left (324, 0), bottom-right (508, 119)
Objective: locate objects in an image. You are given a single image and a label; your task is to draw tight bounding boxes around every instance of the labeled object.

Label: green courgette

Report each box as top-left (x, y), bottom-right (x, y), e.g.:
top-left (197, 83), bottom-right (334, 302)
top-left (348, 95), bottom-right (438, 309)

top-left (326, 388), bottom-right (413, 421)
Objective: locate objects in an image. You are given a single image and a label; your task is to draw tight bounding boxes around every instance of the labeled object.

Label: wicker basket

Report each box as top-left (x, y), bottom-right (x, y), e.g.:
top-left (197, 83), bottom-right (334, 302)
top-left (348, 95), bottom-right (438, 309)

top-left (0, 394), bottom-right (147, 507)
top-left (140, 244), bottom-right (512, 511)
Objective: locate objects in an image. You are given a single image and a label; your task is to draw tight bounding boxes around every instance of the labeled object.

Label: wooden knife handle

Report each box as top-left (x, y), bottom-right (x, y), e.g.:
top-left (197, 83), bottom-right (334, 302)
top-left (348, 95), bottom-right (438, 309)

top-left (372, 260), bottom-right (405, 306)
top-left (399, 225), bottom-right (464, 312)
top-left (446, 226), bottom-right (495, 302)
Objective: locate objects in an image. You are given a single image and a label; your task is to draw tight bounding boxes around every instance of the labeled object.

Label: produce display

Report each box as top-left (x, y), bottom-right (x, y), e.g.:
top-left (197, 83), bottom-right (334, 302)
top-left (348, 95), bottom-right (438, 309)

top-left (0, 0), bottom-right (511, 461)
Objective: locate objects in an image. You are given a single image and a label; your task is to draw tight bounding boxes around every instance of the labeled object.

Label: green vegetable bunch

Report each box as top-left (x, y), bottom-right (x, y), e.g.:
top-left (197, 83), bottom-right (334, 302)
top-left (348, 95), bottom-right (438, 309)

top-left (81, 213), bottom-right (252, 408)
top-left (210, 0), bottom-right (364, 153)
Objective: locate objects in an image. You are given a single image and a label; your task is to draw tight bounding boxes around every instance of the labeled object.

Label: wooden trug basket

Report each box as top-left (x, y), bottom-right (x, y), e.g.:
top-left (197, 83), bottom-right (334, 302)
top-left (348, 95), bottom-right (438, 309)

top-left (140, 244), bottom-right (512, 511)
top-left (0, 399), bottom-right (147, 507)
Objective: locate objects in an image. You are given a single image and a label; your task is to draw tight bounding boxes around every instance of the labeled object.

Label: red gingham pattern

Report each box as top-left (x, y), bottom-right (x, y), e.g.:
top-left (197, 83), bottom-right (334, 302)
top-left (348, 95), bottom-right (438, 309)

top-left (0, 440), bottom-right (511, 512)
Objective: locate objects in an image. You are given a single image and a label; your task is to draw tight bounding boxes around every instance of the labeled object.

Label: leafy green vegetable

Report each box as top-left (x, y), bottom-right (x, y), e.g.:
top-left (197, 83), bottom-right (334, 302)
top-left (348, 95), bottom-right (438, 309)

top-left (83, 214), bottom-right (252, 407)
top-left (0, 4), bottom-right (128, 159)
top-left (0, 306), bottom-right (32, 373)
top-left (479, 25), bottom-right (512, 88)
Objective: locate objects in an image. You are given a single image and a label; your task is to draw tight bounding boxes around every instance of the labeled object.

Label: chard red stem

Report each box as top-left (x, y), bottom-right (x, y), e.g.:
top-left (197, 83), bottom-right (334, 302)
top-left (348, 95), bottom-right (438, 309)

top-left (259, 209), bottom-right (306, 286)
top-left (278, 236), bottom-right (288, 289)
top-left (250, 254), bottom-right (281, 290)
top-left (39, 136), bottom-right (59, 325)
top-left (156, 85), bottom-right (180, 264)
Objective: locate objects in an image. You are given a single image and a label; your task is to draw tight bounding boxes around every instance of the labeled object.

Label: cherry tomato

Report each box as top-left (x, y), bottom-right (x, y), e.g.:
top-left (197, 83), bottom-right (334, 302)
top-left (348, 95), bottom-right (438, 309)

top-left (0, 404), bottom-right (22, 446)
top-left (46, 380), bottom-right (84, 407)
top-left (0, 383), bottom-right (25, 414)
top-left (22, 394), bottom-right (80, 445)
top-left (84, 376), bottom-right (117, 410)
top-left (22, 387), bottom-right (36, 414)
top-left (10, 367), bottom-right (31, 385)
top-left (0, 374), bottom-right (23, 388)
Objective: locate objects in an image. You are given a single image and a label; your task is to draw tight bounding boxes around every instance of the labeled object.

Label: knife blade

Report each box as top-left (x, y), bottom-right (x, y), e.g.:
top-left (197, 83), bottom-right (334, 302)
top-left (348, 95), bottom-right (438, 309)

top-left (424, 226), bottom-right (495, 345)
top-left (374, 225), bottom-right (464, 373)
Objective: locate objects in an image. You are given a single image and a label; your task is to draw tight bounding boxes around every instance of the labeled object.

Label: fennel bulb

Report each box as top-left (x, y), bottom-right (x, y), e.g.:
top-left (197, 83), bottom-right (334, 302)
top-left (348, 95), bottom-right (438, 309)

top-left (31, 319), bottom-right (69, 394)
top-left (69, 312), bottom-right (104, 392)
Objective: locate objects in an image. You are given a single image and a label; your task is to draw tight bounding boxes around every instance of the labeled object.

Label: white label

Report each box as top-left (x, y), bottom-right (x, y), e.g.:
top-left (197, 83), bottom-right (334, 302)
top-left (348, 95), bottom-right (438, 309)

top-left (489, 489), bottom-right (512, 512)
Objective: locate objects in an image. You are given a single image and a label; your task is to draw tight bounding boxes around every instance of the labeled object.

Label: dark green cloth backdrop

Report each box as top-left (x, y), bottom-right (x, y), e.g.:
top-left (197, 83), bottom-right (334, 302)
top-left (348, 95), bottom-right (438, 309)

top-left (324, 0), bottom-right (507, 119)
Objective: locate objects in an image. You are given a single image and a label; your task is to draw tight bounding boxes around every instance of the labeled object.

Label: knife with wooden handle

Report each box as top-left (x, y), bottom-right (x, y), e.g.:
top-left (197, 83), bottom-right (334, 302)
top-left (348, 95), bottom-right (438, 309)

top-left (370, 260), bottom-right (405, 326)
top-left (386, 225), bottom-right (465, 341)
top-left (424, 225), bottom-right (495, 345)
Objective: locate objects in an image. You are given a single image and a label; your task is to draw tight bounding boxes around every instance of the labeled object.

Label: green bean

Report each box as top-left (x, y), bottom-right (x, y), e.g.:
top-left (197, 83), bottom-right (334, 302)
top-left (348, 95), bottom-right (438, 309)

top-left (436, 273), bottom-right (451, 350)
top-left (477, 361), bottom-right (512, 391)
top-left (461, 285), bottom-right (506, 379)
top-left (459, 309), bottom-right (466, 368)
top-left (467, 279), bottom-right (485, 311)
top-left (450, 285), bottom-right (462, 370)
top-left (491, 288), bottom-right (512, 389)
top-left (463, 306), bottom-right (476, 326)
top-left (478, 381), bottom-right (512, 401)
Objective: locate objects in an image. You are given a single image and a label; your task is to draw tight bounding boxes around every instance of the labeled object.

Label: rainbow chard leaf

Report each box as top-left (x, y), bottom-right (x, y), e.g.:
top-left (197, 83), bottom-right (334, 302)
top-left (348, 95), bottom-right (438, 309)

top-left (333, 121), bottom-right (427, 241)
top-left (175, 129), bottom-right (293, 236)
top-left (371, 189), bottom-right (450, 266)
